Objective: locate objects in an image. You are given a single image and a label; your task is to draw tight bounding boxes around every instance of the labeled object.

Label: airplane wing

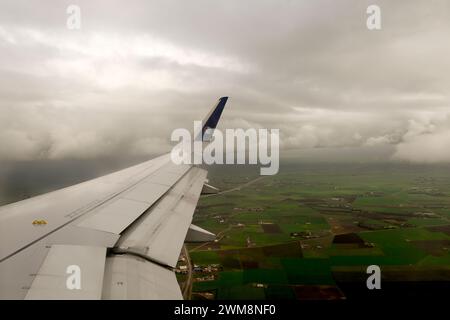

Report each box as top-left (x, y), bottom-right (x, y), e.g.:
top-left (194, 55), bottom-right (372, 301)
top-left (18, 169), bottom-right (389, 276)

top-left (0, 97), bottom-right (229, 300)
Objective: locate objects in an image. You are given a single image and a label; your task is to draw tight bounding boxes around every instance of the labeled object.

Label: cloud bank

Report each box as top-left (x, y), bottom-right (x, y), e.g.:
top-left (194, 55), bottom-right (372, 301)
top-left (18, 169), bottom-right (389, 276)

top-left (0, 0), bottom-right (449, 163)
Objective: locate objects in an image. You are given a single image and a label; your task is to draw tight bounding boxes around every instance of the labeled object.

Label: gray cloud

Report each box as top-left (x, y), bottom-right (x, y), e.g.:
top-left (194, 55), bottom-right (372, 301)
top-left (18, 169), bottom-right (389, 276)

top-left (0, 0), bottom-right (449, 164)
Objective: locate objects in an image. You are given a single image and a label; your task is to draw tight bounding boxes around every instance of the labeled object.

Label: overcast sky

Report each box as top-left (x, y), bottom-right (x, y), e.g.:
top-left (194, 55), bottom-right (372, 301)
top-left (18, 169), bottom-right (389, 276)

top-left (0, 0), bottom-right (449, 164)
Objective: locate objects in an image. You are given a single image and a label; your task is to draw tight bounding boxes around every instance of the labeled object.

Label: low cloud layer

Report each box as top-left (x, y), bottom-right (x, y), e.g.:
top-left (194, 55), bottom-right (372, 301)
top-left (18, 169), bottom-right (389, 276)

top-left (0, 0), bottom-right (449, 164)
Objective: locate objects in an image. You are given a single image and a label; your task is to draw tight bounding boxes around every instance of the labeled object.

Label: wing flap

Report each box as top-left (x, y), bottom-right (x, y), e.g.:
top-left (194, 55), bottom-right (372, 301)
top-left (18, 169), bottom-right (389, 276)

top-left (102, 255), bottom-right (182, 300)
top-left (25, 245), bottom-right (106, 300)
top-left (116, 167), bottom-right (207, 268)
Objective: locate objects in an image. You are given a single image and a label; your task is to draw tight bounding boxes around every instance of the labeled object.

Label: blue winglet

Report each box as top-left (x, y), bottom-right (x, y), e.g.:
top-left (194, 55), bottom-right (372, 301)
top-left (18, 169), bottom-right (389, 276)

top-left (201, 96), bottom-right (228, 140)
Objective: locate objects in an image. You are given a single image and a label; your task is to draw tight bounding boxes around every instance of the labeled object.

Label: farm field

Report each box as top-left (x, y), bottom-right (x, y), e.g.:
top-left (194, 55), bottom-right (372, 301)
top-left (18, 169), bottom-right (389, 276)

top-left (181, 163), bottom-right (450, 300)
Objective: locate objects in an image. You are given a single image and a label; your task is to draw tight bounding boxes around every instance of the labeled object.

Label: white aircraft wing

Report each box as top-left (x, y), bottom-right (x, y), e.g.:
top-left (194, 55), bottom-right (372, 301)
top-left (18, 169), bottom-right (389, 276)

top-left (0, 97), bottom-right (228, 299)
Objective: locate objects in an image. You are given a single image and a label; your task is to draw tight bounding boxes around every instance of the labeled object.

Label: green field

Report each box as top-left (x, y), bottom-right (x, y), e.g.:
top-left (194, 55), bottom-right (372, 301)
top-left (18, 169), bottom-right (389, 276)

top-left (182, 163), bottom-right (450, 300)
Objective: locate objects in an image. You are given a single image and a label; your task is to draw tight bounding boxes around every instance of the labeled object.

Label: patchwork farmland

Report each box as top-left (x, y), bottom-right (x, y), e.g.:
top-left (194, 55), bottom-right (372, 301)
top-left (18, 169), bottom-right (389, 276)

top-left (177, 163), bottom-right (450, 300)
